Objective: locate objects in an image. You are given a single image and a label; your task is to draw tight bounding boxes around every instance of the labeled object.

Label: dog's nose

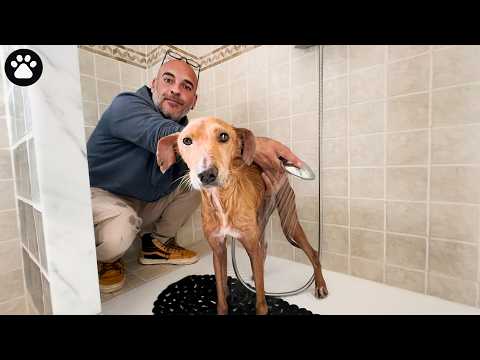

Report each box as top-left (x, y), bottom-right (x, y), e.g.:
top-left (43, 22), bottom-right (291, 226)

top-left (198, 167), bottom-right (218, 185)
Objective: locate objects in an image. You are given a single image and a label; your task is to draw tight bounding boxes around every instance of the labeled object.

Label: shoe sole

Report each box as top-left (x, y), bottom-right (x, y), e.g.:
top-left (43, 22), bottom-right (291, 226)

top-left (138, 256), bottom-right (199, 265)
top-left (99, 277), bottom-right (126, 294)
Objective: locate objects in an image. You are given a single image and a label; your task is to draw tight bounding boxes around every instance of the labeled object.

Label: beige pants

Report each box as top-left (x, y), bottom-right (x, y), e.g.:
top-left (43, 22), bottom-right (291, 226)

top-left (91, 185), bottom-right (201, 263)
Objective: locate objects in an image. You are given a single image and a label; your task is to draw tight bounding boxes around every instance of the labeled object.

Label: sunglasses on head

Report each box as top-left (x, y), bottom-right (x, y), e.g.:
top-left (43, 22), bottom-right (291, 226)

top-left (161, 49), bottom-right (201, 81)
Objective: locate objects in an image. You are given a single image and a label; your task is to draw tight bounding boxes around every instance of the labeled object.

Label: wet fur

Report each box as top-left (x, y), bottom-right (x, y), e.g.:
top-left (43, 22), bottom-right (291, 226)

top-left (157, 117), bottom-right (328, 315)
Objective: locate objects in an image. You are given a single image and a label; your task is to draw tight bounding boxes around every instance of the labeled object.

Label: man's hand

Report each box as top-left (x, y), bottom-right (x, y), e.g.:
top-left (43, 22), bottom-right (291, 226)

top-left (254, 136), bottom-right (303, 197)
top-left (254, 137), bottom-right (303, 176)
top-left (261, 170), bottom-right (288, 199)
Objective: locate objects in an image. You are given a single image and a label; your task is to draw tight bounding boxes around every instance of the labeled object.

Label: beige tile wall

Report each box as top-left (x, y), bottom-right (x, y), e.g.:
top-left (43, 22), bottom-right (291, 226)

top-left (322, 45), bottom-right (480, 307)
top-left (78, 48), bottom-right (147, 142)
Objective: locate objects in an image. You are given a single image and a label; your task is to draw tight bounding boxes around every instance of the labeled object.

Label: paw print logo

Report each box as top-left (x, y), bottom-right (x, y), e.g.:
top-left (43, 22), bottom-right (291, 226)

top-left (11, 54), bottom-right (37, 79)
top-left (4, 49), bottom-right (43, 86)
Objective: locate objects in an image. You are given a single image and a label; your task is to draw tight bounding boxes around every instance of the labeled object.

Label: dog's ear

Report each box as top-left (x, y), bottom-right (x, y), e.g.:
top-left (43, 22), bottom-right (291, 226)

top-left (235, 127), bottom-right (256, 166)
top-left (156, 133), bottom-right (180, 174)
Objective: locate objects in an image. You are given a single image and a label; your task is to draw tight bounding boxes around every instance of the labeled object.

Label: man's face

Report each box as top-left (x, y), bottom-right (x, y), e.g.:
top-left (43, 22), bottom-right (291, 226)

top-left (151, 60), bottom-right (198, 121)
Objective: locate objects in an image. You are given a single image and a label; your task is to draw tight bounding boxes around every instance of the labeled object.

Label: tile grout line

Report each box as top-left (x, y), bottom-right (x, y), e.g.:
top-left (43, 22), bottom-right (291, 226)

top-left (383, 45), bottom-right (388, 284)
top-left (81, 73), bottom-right (123, 87)
top-left (0, 294), bottom-right (26, 308)
top-left (477, 200), bottom-right (480, 307)
top-left (477, 163), bottom-right (480, 307)
top-left (323, 123), bottom-right (480, 140)
top-left (323, 250), bottom-right (477, 284)
top-left (245, 51), bottom-right (250, 135)
top-left (346, 45), bottom-right (351, 275)
top-left (118, 55), bottom-right (123, 95)
top-left (425, 45), bottom-right (433, 295)
top-left (289, 46), bottom-right (294, 260)
top-left (93, 54), bottom-right (101, 140)
top-left (429, 237), bottom-right (479, 246)
top-left (325, 164), bottom-right (480, 168)
top-left (323, 79), bottom-right (480, 111)
top-left (318, 45), bottom-right (324, 265)
top-left (323, 222), bottom-right (478, 245)
top-left (266, 48), bottom-right (273, 251)
top-left (325, 48), bottom-right (432, 81)
top-left (323, 194), bottom-right (480, 207)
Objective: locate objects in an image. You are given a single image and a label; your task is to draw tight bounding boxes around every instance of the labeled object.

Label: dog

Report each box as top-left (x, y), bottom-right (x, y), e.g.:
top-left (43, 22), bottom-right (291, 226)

top-left (157, 116), bottom-right (328, 315)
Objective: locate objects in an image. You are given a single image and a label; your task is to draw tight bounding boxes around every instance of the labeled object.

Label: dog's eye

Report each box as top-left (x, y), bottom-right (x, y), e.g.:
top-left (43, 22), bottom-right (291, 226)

top-left (183, 137), bottom-right (192, 145)
top-left (219, 132), bottom-right (229, 143)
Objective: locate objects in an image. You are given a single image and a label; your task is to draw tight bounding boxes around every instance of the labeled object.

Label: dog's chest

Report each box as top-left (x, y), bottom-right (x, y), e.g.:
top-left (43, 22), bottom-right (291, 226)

top-left (207, 190), bottom-right (242, 239)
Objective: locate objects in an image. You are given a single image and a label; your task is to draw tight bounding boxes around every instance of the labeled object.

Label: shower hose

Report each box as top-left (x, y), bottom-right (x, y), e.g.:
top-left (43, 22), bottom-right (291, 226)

top-left (231, 45), bottom-right (323, 297)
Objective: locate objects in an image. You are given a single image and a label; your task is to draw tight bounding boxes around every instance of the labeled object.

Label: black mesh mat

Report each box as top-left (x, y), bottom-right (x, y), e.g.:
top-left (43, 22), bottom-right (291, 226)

top-left (152, 274), bottom-right (317, 315)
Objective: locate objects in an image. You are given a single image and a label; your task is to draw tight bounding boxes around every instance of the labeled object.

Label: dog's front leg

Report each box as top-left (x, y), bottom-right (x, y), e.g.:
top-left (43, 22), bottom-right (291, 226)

top-left (209, 237), bottom-right (229, 315)
top-left (245, 240), bottom-right (268, 315)
top-left (221, 238), bottom-right (229, 301)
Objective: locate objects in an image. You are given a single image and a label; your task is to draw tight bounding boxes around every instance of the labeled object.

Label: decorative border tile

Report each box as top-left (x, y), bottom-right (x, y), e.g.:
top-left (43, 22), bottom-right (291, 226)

top-left (147, 45), bottom-right (197, 63)
top-left (79, 45), bottom-right (147, 69)
top-left (80, 45), bottom-right (260, 72)
top-left (199, 45), bottom-right (260, 70)
top-left (147, 44), bottom-right (259, 70)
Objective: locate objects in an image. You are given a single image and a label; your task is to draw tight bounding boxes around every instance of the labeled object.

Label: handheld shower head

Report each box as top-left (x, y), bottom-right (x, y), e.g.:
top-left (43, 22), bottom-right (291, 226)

top-left (279, 157), bottom-right (316, 180)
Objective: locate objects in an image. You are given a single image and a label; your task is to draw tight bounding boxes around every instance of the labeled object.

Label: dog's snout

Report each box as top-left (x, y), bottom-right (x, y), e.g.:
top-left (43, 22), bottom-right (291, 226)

top-left (198, 167), bottom-right (218, 185)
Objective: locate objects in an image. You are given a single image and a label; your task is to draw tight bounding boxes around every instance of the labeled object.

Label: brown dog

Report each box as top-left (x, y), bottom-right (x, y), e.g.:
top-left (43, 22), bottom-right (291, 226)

top-left (157, 117), bottom-right (328, 315)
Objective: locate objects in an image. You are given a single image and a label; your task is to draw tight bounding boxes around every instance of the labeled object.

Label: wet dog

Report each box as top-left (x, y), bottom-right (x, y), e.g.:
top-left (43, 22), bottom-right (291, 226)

top-left (157, 117), bottom-right (328, 315)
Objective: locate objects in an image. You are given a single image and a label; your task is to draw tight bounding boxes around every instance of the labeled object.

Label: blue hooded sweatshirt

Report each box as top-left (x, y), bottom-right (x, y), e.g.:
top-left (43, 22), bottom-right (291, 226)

top-left (86, 85), bottom-right (188, 202)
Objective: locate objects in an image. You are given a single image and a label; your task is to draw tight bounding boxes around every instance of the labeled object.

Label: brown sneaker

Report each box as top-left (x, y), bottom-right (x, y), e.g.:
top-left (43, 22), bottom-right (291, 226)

top-left (98, 259), bottom-right (126, 294)
top-left (139, 234), bottom-right (199, 265)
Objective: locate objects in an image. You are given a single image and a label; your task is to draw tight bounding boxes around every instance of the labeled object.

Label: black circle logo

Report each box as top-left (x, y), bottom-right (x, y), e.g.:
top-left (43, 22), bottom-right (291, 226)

top-left (4, 49), bottom-right (43, 86)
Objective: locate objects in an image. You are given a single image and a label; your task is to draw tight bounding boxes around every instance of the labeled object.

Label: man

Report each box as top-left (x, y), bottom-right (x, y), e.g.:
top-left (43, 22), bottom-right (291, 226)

top-left (87, 51), bottom-right (304, 294)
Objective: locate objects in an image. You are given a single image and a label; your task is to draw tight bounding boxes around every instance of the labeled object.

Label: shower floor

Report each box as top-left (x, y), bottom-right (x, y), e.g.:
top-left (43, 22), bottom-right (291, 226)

top-left (101, 243), bottom-right (480, 315)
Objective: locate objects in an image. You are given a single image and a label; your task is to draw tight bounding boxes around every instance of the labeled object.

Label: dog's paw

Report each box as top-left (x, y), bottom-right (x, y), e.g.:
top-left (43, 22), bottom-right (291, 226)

top-left (256, 303), bottom-right (269, 315)
top-left (315, 285), bottom-right (329, 299)
top-left (217, 304), bottom-right (229, 315)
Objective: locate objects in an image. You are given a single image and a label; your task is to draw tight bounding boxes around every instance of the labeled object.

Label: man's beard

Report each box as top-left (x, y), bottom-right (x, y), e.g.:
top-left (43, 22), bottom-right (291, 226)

top-left (152, 90), bottom-right (189, 122)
